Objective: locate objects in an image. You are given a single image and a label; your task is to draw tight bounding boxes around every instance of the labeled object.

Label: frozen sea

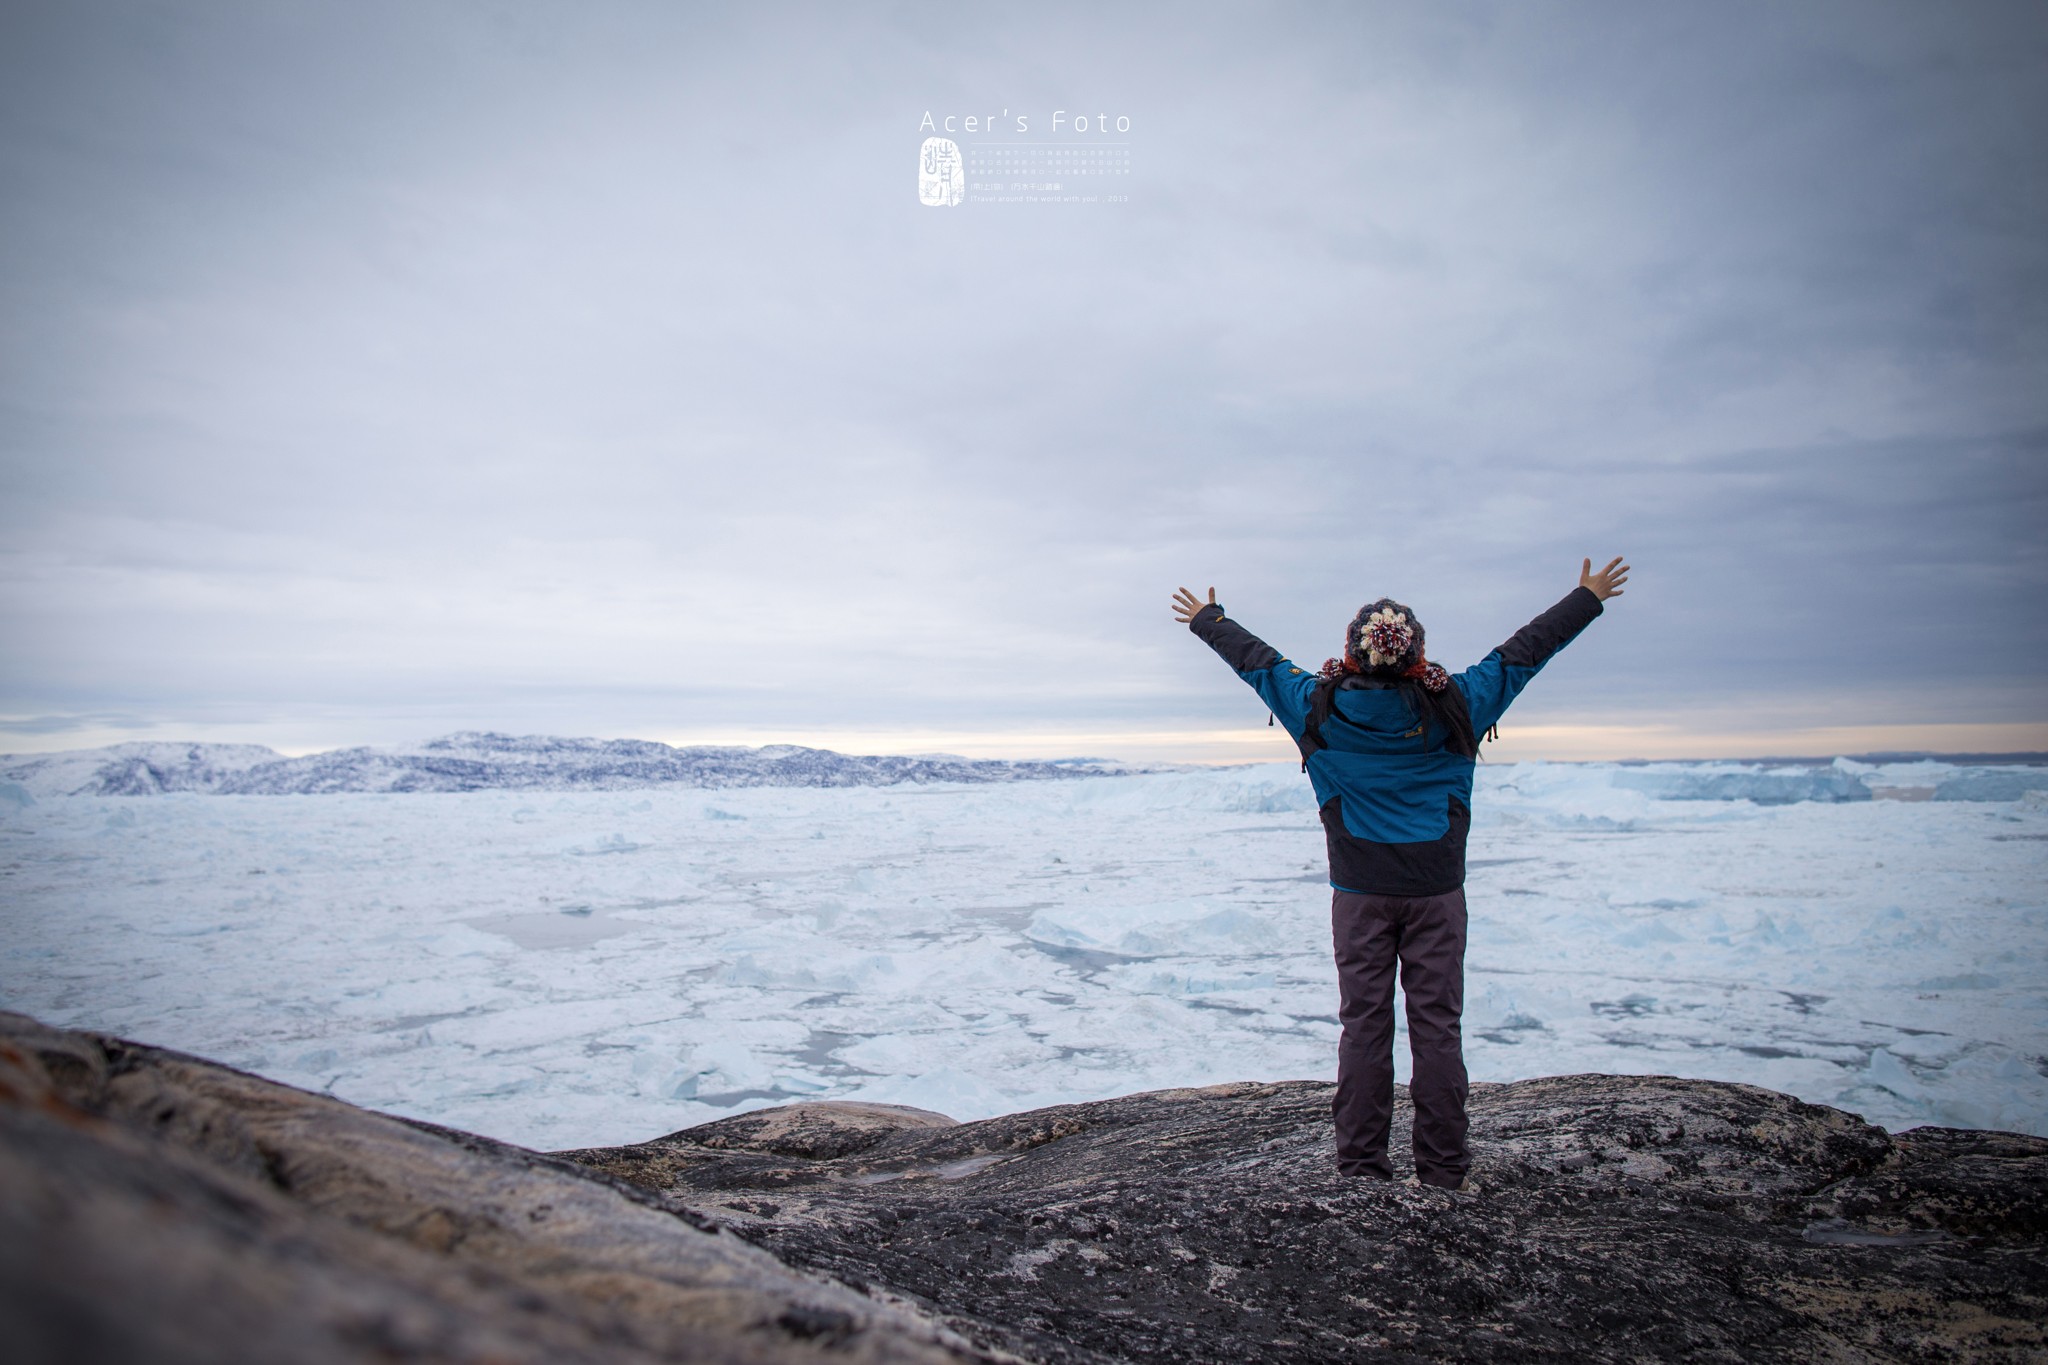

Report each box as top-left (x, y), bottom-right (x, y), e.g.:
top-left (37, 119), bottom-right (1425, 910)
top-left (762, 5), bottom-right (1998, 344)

top-left (3, 759), bottom-right (2045, 1150)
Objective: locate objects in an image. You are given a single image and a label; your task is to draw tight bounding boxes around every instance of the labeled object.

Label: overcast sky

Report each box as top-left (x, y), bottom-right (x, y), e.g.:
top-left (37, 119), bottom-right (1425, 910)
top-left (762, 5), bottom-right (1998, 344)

top-left (2, 1), bottom-right (2043, 762)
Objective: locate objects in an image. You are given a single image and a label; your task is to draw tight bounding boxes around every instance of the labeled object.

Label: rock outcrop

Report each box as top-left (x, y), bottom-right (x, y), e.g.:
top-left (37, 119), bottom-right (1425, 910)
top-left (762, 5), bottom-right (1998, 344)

top-left (0, 1012), bottom-right (1005, 1365)
top-left (5, 1011), bottom-right (2044, 1363)
top-left (561, 1079), bottom-right (2048, 1362)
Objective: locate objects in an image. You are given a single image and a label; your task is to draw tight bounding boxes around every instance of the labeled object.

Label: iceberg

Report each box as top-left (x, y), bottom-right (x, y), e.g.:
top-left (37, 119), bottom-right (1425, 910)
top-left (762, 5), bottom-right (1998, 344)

top-left (0, 733), bottom-right (1139, 797)
top-left (1609, 763), bottom-right (1871, 804)
top-left (1934, 770), bottom-right (2048, 802)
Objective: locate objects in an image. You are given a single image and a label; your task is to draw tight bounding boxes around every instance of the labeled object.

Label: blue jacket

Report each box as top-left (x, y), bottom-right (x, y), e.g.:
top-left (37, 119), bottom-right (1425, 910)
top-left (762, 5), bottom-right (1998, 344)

top-left (1189, 587), bottom-right (1604, 895)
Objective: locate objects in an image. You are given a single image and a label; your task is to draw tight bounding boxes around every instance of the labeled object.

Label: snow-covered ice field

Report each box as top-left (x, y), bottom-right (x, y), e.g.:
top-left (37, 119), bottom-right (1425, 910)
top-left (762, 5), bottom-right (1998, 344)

top-left (3, 760), bottom-right (2045, 1151)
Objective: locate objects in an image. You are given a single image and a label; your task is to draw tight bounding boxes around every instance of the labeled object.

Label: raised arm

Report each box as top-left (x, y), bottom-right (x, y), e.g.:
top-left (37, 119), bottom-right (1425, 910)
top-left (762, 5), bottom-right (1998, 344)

top-left (1172, 585), bottom-right (1316, 739)
top-left (1454, 557), bottom-right (1629, 735)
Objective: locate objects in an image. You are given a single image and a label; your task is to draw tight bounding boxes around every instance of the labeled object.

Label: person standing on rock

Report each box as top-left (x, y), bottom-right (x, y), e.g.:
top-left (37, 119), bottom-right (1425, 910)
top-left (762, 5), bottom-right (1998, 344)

top-left (1172, 558), bottom-right (1629, 1190)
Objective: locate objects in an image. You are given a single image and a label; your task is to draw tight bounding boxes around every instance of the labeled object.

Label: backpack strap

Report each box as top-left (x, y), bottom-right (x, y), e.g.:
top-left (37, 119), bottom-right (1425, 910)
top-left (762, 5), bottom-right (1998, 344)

top-left (1296, 677), bottom-right (1344, 772)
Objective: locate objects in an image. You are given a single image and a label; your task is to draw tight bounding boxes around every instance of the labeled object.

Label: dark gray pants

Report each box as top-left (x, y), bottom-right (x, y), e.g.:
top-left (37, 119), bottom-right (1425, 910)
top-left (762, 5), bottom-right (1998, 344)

top-left (1331, 887), bottom-right (1469, 1186)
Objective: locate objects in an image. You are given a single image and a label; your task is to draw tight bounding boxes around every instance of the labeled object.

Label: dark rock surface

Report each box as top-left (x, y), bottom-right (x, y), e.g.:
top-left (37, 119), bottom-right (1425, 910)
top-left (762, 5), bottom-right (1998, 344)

top-left (0, 1012), bottom-right (1006, 1365)
top-left (561, 1079), bottom-right (2048, 1363)
top-left (5, 1009), bottom-right (2043, 1363)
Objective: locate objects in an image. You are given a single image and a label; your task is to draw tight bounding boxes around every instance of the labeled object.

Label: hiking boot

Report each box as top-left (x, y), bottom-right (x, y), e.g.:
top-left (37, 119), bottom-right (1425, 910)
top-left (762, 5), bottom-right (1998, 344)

top-left (1404, 1174), bottom-right (1481, 1194)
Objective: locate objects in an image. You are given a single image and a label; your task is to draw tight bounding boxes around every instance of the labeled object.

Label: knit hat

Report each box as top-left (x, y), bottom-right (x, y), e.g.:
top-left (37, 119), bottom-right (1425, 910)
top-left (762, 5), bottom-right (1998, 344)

top-left (1319, 598), bottom-right (1450, 693)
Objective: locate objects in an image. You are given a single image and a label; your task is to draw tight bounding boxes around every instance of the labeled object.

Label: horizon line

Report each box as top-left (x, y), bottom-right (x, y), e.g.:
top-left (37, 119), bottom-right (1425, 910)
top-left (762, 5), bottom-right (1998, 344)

top-left (5, 721), bottom-right (2048, 769)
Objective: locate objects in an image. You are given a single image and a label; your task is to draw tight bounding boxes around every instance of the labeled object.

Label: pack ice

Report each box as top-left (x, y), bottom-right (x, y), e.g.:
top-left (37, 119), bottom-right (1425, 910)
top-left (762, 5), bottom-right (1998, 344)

top-left (0, 750), bottom-right (2042, 1150)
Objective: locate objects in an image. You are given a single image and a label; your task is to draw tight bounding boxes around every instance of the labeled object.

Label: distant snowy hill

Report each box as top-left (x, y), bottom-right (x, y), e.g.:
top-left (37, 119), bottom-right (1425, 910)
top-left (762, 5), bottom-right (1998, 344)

top-left (0, 732), bottom-right (1139, 797)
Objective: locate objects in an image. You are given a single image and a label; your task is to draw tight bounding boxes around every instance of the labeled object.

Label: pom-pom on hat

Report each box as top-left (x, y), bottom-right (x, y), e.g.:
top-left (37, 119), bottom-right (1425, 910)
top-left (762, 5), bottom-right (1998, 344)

top-left (1360, 609), bottom-right (1414, 666)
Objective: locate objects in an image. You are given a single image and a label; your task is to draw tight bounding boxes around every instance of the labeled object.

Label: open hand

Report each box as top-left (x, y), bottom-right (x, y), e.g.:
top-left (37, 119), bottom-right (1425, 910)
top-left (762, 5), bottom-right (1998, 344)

top-left (1171, 586), bottom-right (1217, 623)
top-left (1580, 556), bottom-right (1630, 601)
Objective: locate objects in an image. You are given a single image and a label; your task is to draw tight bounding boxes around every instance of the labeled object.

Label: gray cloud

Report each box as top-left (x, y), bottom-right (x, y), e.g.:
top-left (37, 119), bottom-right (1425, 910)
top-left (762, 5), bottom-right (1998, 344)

top-left (1, 0), bottom-right (2042, 753)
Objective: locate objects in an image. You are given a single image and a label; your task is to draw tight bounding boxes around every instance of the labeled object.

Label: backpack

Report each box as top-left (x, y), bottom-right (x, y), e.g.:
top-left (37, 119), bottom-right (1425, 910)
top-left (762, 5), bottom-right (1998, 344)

top-left (1282, 676), bottom-right (1493, 772)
